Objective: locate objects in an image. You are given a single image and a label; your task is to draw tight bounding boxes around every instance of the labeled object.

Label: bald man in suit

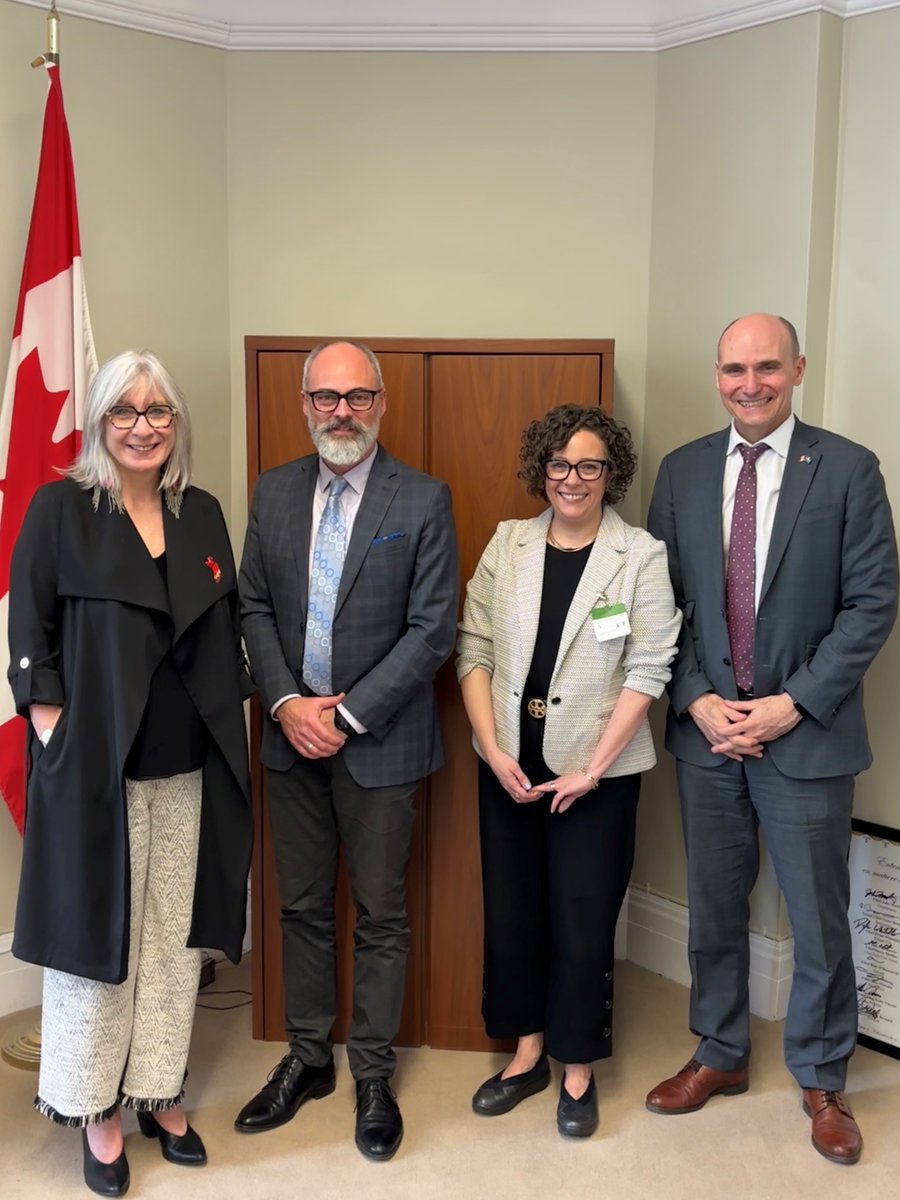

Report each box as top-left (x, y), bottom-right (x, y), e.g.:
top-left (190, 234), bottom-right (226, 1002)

top-left (646, 314), bottom-right (897, 1164)
top-left (237, 340), bottom-right (458, 1161)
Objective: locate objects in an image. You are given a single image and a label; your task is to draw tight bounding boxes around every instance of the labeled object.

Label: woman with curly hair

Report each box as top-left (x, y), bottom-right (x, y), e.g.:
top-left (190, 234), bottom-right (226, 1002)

top-left (457, 404), bottom-right (680, 1137)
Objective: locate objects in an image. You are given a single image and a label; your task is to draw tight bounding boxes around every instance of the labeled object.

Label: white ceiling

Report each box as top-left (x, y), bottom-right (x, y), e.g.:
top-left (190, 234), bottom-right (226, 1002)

top-left (14, 0), bottom-right (900, 51)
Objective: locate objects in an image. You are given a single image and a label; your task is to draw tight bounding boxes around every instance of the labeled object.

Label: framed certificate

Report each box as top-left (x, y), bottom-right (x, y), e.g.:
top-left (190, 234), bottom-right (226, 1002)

top-left (849, 819), bottom-right (900, 1059)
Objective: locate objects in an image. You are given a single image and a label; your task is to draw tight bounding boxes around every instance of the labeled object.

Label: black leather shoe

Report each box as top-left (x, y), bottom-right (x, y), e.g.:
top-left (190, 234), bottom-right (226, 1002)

top-left (81, 1129), bottom-right (129, 1197)
top-left (234, 1053), bottom-right (336, 1133)
top-left (556, 1074), bottom-right (598, 1138)
top-left (136, 1110), bottom-right (207, 1165)
top-left (354, 1078), bottom-right (403, 1161)
top-left (472, 1054), bottom-right (551, 1116)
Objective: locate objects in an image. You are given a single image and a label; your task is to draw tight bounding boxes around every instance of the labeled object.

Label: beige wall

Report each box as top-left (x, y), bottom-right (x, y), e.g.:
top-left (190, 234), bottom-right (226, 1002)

top-left (0, 1), bottom-right (898, 947)
top-left (224, 50), bottom-right (657, 529)
top-left (827, 7), bottom-right (900, 828)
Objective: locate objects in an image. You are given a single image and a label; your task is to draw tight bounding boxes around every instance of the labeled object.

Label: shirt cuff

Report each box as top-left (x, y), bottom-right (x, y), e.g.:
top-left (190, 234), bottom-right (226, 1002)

top-left (337, 702), bottom-right (367, 735)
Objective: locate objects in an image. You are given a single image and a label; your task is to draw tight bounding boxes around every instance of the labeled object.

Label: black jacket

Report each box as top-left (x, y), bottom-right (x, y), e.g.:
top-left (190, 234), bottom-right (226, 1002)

top-left (8, 479), bottom-right (253, 984)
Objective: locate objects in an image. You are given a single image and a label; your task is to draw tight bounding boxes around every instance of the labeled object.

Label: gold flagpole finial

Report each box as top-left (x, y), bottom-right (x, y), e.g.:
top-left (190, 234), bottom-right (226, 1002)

top-left (31, 2), bottom-right (60, 69)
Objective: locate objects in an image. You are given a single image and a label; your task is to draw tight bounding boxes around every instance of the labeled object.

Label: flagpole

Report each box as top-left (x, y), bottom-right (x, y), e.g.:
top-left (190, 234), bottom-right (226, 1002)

top-left (31, 1), bottom-right (60, 69)
top-left (3, 0), bottom-right (66, 1074)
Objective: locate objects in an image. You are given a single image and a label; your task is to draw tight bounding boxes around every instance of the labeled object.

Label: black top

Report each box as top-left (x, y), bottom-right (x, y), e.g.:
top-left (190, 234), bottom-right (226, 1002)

top-left (125, 552), bottom-right (207, 780)
top-left (524, 542), bottom-right (593, 699)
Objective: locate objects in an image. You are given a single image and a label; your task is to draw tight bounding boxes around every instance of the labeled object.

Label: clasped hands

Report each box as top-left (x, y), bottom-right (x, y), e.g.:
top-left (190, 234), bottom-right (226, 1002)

top-left (276, 694), bottom-right (347, 759)
top-left (487, 749), bottom-right (594, 814)
top-left (688, 691), bottom-right (802, 761)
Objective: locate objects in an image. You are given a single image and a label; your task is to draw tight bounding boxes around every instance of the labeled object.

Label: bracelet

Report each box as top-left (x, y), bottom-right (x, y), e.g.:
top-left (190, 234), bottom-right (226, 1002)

top-left (579, 766), bottom-right (599, 790)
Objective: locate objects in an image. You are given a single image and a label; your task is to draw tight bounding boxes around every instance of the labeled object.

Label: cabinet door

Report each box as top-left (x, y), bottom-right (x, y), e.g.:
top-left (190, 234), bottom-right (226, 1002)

top-left (247, 339), bottom-right (611, 1052)
top-left (426, 353), bottom-right (603, 1049)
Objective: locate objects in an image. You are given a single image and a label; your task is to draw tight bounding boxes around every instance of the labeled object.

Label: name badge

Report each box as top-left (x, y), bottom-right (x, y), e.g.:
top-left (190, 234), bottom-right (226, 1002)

top-left (591, 603), bottom-right (630, 643)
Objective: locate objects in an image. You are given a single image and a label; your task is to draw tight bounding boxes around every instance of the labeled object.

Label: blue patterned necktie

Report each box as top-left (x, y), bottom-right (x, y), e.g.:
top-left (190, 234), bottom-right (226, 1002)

top-left (726, 442), bottom-right (769, 692)
top-left (302, 476), bottom-right (349, 695)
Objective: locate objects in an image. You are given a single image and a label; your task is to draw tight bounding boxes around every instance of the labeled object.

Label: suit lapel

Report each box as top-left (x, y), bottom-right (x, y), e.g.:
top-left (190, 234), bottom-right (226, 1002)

top-left (513, 512), bottom-right (551, 680)
top-left (334, 447), bottom-right (400, 620)
top-left (556, 506), bottom-right (629, 665)
top-left (759, 420), bottom-right (821, 604)
top-left (291, 458), bottom-right (318, 616)
top-left (694, 430), bottom-right (729, 609)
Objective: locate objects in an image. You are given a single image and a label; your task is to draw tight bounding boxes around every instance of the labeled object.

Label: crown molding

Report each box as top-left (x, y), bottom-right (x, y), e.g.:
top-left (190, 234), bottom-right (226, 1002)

top-left (10, 0), bottom-right (900, 53)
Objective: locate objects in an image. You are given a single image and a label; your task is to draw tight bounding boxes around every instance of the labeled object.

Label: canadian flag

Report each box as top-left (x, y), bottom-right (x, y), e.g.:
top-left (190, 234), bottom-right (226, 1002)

top-left (0, 65), bottom-right (97, 834)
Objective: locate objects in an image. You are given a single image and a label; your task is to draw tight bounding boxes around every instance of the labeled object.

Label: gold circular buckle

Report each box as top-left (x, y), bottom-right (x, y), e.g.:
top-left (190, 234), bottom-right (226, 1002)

top-left (527, 698), bottom-right (546, 719)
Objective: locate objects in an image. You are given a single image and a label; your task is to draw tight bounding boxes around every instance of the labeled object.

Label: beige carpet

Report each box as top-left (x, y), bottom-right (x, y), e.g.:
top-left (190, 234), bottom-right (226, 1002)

top-left (1, 957), bottom-right (898, 1199)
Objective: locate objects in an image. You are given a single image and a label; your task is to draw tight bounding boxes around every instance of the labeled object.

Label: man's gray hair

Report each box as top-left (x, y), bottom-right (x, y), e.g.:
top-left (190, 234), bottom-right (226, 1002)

top-left (66, 349), bottom-right (192, 507)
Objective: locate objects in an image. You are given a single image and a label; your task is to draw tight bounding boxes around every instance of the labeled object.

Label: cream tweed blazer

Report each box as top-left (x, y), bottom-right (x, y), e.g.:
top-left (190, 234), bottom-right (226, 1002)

top-left (457, 506), bottom-right (681, 778)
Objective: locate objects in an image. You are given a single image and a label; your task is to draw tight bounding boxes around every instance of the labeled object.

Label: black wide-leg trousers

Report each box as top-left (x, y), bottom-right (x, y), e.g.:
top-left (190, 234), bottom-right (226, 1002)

top-left (478, 756), bottom-right (639, 1064)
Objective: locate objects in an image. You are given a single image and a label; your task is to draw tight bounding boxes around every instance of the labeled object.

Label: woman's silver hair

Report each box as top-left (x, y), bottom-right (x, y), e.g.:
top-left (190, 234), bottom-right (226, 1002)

top-left (301, 340), bottom-right (384, 391)
top-left (66, 349), bottom-right (192, 514)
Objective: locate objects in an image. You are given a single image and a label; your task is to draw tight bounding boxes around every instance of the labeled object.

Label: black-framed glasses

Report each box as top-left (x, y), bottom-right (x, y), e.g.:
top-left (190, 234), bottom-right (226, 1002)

top-left (544, 458), bottom-right (608, 481)
top-left (106, 404), bottom-right (176, 431)
top-left (305, 388), bottom-right (381, 413)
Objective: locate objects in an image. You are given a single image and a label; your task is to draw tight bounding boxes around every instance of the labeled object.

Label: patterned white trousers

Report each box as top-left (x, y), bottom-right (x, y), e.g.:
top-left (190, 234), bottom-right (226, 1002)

top-left (36, 772), bottom-right (203, 1125)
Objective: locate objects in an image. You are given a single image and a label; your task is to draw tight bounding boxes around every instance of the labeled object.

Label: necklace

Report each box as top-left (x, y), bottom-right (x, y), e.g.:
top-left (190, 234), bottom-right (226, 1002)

top-left (547, 526), bottom-right (598, 553)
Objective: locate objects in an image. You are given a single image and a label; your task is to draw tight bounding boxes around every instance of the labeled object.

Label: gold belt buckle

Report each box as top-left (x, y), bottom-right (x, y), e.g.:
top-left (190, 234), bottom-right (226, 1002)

top-left (527, 698), bottom-right (546, 719)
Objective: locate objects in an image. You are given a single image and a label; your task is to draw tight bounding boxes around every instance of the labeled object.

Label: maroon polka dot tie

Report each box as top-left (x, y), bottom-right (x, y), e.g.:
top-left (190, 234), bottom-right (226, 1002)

top-left (726, 443), bottom-right (770, 693)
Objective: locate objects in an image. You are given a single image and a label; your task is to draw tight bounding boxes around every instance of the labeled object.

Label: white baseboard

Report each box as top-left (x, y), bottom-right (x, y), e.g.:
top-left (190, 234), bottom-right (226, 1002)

top-left (0, 932), bottom-right (42, 1018)
top-left (624, 888), bottom-right (794, 1021)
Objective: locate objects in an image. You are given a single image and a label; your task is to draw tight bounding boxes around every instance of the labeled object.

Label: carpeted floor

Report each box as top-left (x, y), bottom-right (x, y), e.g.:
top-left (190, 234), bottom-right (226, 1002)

top-left (1, 956), bottom-right (898, 1199)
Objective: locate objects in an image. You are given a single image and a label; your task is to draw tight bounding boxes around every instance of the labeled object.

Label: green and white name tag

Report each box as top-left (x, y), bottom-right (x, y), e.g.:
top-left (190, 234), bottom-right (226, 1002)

top-left (590, 602), bottom-right (630, 643)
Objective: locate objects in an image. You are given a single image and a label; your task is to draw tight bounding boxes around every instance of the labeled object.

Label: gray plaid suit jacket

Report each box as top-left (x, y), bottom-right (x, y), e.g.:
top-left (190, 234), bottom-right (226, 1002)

top-left (239, 446), bottom-right (459, 787)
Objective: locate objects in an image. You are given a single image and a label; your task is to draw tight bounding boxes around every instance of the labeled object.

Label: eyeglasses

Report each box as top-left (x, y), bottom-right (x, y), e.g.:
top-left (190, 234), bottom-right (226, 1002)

top-left (106, 405), bottom-right (176, 431)
top-left (305, 389), bottom-right (382, 413)
top-left (543, 458), bottom-right (608, 481)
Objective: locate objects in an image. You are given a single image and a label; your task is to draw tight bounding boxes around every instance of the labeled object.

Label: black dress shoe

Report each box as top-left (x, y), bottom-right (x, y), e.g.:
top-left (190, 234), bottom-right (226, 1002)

top-left (556, 1074), bottom-right (598, 1138)
top-left (354, 1078), bottom-right (403, 1161)
top-left (472, 1054), bottom-right (551, 1116)
top-left (234, 1053), bottom-right (336, 1133)
top-left (136, 1110), bottom-right (207, 1165)
top-left (81, 1129), bottom-right (129, 1197)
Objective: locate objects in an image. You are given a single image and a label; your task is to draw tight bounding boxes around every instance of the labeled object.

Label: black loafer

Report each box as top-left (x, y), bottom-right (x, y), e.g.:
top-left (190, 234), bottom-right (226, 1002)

top-left (354, 1078), bottom-right (403, 1161)
top-left (234, 1053), bottom-right (336, 1133)
top-left (472, 1054), bottom-right (551, 1116)
top-left (82, 1129), bottom-right (129, 1197)
top-left (136, 1110), bottom-right (207, 1165)
top-left (556, 1074), bottom-right (598, 1138)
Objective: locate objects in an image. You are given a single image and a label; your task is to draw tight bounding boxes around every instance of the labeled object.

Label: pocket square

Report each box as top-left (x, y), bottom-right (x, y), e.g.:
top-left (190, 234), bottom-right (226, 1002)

top-left (371, 531), bottom-right (406, 545)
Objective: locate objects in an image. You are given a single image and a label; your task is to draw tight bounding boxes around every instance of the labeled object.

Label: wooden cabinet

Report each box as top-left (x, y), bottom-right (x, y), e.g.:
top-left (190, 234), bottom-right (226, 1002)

top-left (245, 336), bottom-right (614, 1050)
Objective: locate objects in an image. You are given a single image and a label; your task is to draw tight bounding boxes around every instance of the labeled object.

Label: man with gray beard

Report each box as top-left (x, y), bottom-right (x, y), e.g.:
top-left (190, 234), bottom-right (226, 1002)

top-left (237, 340), bottom-right (458, 1161)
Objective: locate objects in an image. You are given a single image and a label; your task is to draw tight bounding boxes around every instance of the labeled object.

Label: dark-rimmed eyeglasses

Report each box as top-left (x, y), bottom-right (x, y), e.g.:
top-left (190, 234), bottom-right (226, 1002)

top-left (106, 405), bottom-right (176, 431)
top-left (305, 388), bottom-right (382, 413)
top-left (543, 458), bottom-right (608, 482)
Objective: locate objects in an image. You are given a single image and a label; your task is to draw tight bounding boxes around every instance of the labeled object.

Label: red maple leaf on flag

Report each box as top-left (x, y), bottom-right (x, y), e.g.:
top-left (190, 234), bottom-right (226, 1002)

top-left (0, 66), bottom-right (96, 834)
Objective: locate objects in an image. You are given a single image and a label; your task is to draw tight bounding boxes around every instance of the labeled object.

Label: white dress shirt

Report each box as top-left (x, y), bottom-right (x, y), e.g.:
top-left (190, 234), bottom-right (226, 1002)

top-left (722, 414), bottom-right (795, 611)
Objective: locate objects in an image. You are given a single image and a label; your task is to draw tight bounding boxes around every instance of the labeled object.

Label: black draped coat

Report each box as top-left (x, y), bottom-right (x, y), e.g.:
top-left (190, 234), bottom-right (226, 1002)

top-left (8, 478), bottom-right (253, 984)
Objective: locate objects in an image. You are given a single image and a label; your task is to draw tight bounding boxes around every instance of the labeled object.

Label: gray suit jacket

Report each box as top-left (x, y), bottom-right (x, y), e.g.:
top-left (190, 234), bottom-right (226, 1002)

top-left (240, 446), bottom-right (459, 787)
top-left (647, 418), bottom-right (898, 779)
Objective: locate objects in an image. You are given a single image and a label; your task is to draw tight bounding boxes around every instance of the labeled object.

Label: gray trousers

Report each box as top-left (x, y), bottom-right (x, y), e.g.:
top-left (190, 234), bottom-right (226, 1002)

top-left (677, 755), bottom-right (856, 1090)
top-left (266, 756), bottom-right (417, 1079)
top-left (37, 772), bottom-right (203, 1124)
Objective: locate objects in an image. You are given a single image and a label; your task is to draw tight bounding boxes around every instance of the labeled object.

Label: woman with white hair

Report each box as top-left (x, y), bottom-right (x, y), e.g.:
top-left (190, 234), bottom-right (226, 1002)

top-left (8, 350), bottom-right (253, 1196)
